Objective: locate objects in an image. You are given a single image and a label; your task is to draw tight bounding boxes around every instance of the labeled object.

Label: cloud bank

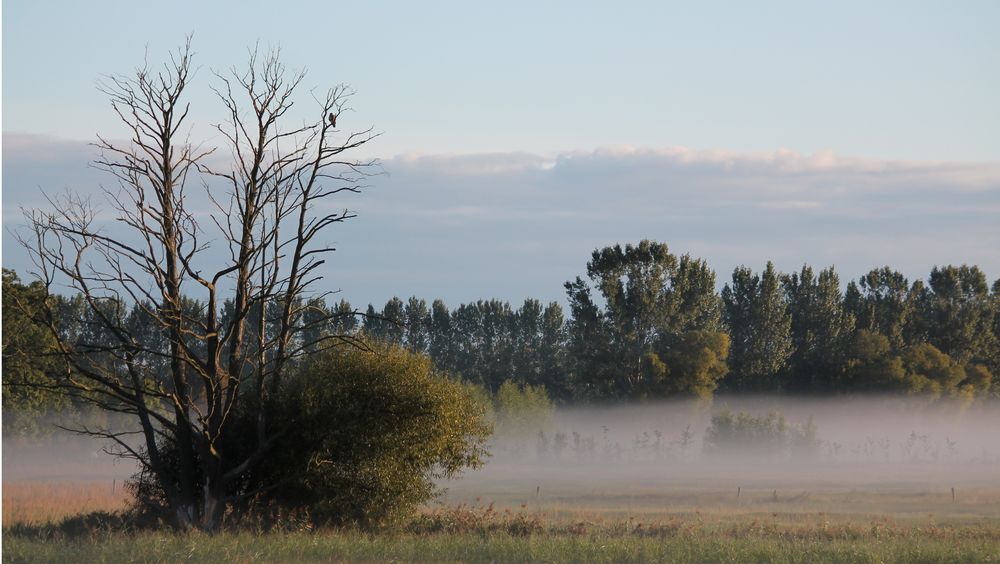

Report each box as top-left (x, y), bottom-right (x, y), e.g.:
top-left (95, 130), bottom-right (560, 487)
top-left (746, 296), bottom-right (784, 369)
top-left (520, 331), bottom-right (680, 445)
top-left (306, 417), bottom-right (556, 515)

top-left (3, 133), bottom-right (998, 306)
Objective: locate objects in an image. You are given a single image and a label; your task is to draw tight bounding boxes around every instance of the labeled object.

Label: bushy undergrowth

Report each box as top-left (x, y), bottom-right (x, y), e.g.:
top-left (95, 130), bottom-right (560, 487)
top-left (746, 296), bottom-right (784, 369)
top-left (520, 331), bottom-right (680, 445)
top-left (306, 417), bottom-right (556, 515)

top-left (129, 342), bottom-right (492, 529)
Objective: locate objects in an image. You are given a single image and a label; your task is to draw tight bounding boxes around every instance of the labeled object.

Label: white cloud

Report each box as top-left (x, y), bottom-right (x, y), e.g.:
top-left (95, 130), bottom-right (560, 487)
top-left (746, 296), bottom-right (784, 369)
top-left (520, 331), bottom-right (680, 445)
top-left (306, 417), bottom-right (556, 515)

top-left (4, 134), bottom-right (999, 306)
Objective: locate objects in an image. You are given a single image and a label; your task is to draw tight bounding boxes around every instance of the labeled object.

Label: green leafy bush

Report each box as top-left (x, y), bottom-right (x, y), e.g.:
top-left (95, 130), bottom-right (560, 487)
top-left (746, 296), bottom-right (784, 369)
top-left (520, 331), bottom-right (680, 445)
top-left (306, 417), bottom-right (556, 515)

top-left (130, 341), bottom-right (492, 528)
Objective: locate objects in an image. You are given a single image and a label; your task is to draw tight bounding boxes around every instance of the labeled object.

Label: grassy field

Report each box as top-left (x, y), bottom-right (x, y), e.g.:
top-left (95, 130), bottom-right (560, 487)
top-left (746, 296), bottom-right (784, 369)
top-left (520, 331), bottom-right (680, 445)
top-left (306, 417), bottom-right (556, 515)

top-left (4, 424), bottom-right (1000, 562)
top-left (4, 480), bottom-right (1000, 563)
top-left (6, 527), bottom-right (1000, 563)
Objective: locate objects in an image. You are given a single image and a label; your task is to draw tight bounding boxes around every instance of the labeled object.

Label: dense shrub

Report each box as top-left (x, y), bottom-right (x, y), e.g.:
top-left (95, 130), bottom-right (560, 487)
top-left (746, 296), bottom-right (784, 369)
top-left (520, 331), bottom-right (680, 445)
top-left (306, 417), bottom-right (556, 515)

top-left (130, 342), bottom-right (492, 528)
top-left (703, 409), bottom-right (819, 457)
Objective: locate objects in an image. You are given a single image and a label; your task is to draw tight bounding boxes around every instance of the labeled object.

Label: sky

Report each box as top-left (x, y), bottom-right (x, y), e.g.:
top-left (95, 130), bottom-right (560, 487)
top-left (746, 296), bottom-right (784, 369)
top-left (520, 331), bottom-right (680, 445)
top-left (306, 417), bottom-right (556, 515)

top-left (3, 0), bottom-right (999, 307)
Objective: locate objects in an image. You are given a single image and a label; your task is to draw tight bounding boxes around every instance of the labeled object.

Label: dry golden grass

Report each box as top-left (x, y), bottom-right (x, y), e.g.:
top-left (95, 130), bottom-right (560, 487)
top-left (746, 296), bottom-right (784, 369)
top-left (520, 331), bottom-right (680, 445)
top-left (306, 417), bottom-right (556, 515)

top-left (2, 480), bottom-right (130, 525)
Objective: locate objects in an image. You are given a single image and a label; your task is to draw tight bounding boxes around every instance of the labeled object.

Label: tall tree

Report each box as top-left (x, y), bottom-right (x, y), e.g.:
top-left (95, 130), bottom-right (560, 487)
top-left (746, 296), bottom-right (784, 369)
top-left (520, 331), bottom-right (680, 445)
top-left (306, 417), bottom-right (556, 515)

top-left (20, 42), bottom-right (378, 531)
top-left (565, 241), bottom-right (726, 399)
top-left (363, 304), bottom-right (383, 337)
top-left (564, 275), bottom-right (616, 398)
top-left (511, 298), bottom-right (544, 387)
top-left (381, 297), bottom-right (406, 345)
top-left (845, 267), bottom-right (922, 349)
top-left (538, 301), bottom-right (569, 399)
top-left (328, 299), bottom-right (359, 336)
top-left (428, 299), bottom-right (456, 372)
top-left (782, 265), bottom-right (855, 391)
top-left (403, 296), bottom-right (431, 353)
top-left (721, 262), bottom-right (793, 392)
top-left (919, 265), bottom-right (996, 365)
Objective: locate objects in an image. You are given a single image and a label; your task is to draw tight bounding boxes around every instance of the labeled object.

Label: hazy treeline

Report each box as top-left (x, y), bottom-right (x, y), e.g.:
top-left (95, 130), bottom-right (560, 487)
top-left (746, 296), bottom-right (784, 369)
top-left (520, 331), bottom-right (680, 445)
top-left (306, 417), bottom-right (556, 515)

top-left (349, 241), bottom-right (1000, 402)
top-left (4, 240), bottom-right (999, 420)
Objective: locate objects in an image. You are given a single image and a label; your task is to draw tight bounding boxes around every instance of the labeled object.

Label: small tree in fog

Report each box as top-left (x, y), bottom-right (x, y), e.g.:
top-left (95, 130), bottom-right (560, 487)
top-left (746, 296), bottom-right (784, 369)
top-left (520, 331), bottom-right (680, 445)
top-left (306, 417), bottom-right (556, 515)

top-left (704, 409), bottom-right (820, 458)
top-left (494, 380), bottom-right (553, 436)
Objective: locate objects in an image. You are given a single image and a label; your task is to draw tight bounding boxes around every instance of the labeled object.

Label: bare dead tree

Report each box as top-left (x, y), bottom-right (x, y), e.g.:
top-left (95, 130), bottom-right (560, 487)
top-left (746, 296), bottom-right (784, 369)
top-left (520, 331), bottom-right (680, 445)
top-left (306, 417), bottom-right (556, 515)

top-left (20, 40), bottom-right (379, 531)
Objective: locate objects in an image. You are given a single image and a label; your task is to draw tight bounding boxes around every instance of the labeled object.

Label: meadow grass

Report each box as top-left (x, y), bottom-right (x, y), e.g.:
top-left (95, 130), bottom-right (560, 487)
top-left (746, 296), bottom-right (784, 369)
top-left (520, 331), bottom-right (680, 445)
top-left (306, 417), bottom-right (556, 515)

top-left (4, 482), bottom-right (1000, 562)
top-left (5, 524), bottom-right (1000, 563)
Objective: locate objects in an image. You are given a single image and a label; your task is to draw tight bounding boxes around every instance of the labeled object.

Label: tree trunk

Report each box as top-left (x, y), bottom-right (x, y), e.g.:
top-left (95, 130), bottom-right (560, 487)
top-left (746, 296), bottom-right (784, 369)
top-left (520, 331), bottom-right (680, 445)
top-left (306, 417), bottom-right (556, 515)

top-left (200, 481), bottom-right (228, 532)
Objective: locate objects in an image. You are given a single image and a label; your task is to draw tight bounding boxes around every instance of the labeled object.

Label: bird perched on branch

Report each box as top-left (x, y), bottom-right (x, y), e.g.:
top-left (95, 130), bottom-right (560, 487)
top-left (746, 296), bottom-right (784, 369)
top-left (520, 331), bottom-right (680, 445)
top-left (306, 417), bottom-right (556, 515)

top-left (328, 112), bottom-right (337, 127)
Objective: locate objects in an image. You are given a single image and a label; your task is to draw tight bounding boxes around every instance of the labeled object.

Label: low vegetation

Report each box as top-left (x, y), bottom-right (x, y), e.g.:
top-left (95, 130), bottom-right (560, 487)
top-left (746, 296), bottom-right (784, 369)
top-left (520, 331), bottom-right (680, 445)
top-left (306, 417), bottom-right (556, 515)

top-left (128, 342), bottom-right (491, 529)
top-left (5, 499), bottom-right (1000, 563)
top-left (704, 409), bottom-right (820, 458)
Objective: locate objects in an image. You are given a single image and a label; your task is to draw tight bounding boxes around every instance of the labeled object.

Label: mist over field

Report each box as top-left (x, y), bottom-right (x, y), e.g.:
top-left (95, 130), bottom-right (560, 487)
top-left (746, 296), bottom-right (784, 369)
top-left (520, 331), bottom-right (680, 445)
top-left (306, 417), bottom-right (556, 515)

top-left (9, 397), bottom-right (999, 491)
top-left (441, 397), bottom-right (1000, 504)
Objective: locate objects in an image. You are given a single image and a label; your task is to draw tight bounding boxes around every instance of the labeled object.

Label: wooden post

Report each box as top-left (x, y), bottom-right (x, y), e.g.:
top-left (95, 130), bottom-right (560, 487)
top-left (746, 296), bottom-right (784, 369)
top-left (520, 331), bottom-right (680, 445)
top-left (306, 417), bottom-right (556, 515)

top-left (952, 487), bottom-right (956, 502)
top-left (737, 487), bottom-right (741, 499)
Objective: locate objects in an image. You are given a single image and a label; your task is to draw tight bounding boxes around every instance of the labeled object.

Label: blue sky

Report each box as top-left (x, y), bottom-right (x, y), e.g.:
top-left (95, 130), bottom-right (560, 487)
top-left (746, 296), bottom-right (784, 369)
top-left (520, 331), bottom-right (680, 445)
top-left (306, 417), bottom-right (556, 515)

top-left (3, 1), bottom-right (999, 307)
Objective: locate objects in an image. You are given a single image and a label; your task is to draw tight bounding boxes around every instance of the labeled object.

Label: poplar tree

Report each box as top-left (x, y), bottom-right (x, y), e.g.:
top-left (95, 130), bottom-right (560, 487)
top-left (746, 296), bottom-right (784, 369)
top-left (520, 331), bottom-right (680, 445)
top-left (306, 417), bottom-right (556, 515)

top-left (722, 262), bottom-right (793, 392)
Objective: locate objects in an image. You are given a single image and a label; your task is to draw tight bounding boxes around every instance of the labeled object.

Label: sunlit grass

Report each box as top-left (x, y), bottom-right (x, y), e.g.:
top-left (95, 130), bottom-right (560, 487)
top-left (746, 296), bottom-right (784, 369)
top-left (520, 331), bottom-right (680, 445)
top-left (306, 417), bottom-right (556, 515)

top-left (2, 481), bottom-right (129, 525)
top-left (5, 526), bottom-right (1000, 563)
top-left (4, 481), bottom-right (1000, 562)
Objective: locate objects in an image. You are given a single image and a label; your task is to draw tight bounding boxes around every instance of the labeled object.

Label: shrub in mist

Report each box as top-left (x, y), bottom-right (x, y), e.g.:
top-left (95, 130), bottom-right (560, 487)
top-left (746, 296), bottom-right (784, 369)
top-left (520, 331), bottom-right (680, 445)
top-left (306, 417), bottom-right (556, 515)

top-left (129, 341), bottom-right (492, 528)
top-left (703, 409), bottom-right (820, 458)
top-left (494, 380), bottom-right (554, 436)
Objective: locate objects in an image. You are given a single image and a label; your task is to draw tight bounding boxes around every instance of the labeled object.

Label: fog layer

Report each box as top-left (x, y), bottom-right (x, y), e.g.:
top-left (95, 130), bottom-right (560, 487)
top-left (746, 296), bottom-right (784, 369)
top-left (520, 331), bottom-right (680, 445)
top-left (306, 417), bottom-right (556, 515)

top-left (463, 397), bottom-right (1000, 493)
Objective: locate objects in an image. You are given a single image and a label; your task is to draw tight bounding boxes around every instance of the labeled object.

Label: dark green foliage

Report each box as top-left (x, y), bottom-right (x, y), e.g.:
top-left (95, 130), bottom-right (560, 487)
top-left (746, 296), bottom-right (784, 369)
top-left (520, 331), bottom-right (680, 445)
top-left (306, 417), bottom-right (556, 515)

top-left (359, 296), bottom-right (569, 399)
top-left (131, 342), bottom-right (491, 528)
top-left (920, 265), bottom-right (996, 365)
top-left (564, 276), bottom-right (617, 398)
top-left (403, 297), bottom-right (431, 352)
top-left (428, 299), bottom-right (456, 369)
top-left (511, 298), bottom-right (544, 387)
top-left (9, 238), bottom-right (998, 434)
top-left (845, 267), bottom-right (922, 349)
top-left (365, 297), bottom-right (405, 345)
top-left (329, 299), bottom-right (359, 335)
top-left (1, 269), bottom-right (68, 433)
top-left (840, 330), bottom-right (907, 391)
top-left (300, 297), bottom-right (330, 354)
top-left (782, 266), bottom-right (855, 391)
top-left (450, 299), bottom-right (517, 392)
top-left (721, 262), bottom-right (793, 392)
top-left (510, 299), bottom-right (568, 394)
top-left (538, 302), bottom-right (570, 398)
top-left (564, 240), bottom-right (725, 400)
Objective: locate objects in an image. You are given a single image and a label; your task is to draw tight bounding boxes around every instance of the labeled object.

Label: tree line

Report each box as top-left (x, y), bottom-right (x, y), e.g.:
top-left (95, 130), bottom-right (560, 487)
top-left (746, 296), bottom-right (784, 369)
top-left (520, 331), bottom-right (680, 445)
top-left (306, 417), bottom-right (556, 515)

top-left (362, 241), bottom-right (999, 402)
top-left (8, 240), bottom-right (997, 412)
